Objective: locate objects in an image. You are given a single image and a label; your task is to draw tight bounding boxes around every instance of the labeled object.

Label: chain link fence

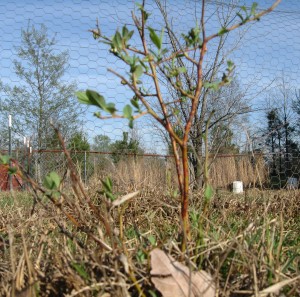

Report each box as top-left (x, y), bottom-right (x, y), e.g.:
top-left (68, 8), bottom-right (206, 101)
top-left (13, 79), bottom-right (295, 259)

top-left (1, 147), bottom-right (299, 191)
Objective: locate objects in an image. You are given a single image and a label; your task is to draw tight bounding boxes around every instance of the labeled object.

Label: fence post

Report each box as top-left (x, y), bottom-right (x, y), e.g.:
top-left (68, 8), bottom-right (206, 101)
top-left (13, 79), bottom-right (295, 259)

top-left (84, 151), bottom-right (87, 185)
top-left (8, 115), bottom-right (12, 191)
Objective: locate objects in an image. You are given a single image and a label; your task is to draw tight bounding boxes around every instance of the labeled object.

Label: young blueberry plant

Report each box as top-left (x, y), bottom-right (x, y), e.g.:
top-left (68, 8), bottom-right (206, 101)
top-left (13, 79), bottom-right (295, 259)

top-left (77, 0), bottom-right (281, 251)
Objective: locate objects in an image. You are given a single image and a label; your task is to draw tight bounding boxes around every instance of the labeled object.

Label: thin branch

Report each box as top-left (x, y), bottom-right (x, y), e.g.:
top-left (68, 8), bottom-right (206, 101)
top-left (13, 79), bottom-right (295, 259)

top-left (205, 0), bottom-right (282, 43)
top-left (107, 68), bottom-right (162, 124)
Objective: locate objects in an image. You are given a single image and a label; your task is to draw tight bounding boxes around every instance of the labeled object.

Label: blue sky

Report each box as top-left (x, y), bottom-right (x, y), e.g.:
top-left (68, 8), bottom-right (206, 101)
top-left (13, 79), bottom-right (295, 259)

top-left (0, 0), bottom-right (300, 152)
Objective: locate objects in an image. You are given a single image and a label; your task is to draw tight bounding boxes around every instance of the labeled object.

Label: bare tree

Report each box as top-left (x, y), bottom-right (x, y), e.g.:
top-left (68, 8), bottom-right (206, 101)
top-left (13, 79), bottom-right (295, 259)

top-left (155, 0), bottom-right (252, 188)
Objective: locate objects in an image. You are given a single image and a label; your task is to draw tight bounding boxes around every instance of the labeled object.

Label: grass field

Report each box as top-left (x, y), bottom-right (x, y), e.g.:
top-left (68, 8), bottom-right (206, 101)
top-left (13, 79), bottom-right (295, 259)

top-left (1, 181), bottom-right (299, 297)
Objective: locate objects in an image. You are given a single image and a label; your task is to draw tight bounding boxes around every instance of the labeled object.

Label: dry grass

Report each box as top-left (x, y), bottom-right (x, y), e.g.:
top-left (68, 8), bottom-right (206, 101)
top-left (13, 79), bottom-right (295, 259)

top-left (1, 182), bottom-right (299, 297)
top-left (87, 156), bottom-right (178, 195)
top-left (87, 154), bottom-right (267, 193)
top-left (209, 154), bottom-right (267, 189)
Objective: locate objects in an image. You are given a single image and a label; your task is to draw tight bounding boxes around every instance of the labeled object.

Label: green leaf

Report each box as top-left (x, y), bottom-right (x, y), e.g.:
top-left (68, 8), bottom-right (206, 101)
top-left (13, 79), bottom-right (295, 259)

top-left (79, 90), bottom-right (116, 114)
top-left (116, 31), bottom-right (122, 48)
top-left (148, 290), bottom-right (158, 297)
top-left (86, 90), bottom-right (106, 109)
top-left (222, 73), bottom-right (232, 84)
top-left (49, 172), bottom-right (60, 188)
top-left (147, 235), bottom-right (156, 246)
top-left (129, 119), bottom-right (134, 129)
top-left (251, 2), bottom-right (258, 15)
top-left (148, 27), bottom-right (162, 50)
top-left (183, 26), bottom-right (202, 47)
top-left (176, 53), bottom-right (185, 58)
top-left (0, 155), bottom-right (10, 165)
top-left (105, 103), bottom-right (117, 114)
top-left (122, 25), bottom-right (128, 38)
top-left (43, 171), bottom-right (61, 190)
top-left (218, 27), bottom-right (229, 36)
top-left (139, 60), bottom-right (149, 72)
top-left (173, 108), bottom-right (180, 116)
top-left (204, 184), bottom-right (213, 201)
top-left (122, 54), bottom-right (133, 65)
top-left (159, 27), bottom-right (164, 48)
top-left (101, 177), bottom-right (114, 199)
top-left (136, 249), bottom-right (146, 263)
top-left (134, 65), bottom-right (143, 79)
top-left (161, 48), bottom-right (169, 55)
top-left (136, 3), bottom-right (151, 21)
top-left (94, 112), bottom-right (101, 118)
top-left (178, 67), bottom-right (187, 73)
top-left (227, 60), bottom-right (234, 70)
top-left (203, 81), bottom-right (220, 91)
top-left (76, 91), bottom-right (92, 105)
top-left (127, 30), bottom-right (134, 40)
top-left (130, 98), bottom-right (140, 110)
top-left (8, 167), bottom-right (17, 175)
top-left (71, 262), bottom-right (90, 281)
top-left (123, 105), bottom-right (133, 119)
top-left (106, 191), bottom-right (116, 201)
top-left (236, 12), bottom-right (244, 22)
top-left (112, 30), bottom-right (122, 51)
top-left (122, 26), bottom-right (134, 44)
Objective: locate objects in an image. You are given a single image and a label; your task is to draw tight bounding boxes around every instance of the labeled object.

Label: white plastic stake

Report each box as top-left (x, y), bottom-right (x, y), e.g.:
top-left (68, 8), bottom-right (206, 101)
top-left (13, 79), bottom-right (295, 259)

top-left (8, 115), bottom-right (12, 127)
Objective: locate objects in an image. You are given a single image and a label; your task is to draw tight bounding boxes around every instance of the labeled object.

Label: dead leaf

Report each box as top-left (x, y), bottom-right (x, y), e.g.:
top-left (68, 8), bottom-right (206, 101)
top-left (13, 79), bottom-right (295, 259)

top-left (111, 191), bottom-right (139, 207)
top-left (150, 248), bottom-right (215, 297)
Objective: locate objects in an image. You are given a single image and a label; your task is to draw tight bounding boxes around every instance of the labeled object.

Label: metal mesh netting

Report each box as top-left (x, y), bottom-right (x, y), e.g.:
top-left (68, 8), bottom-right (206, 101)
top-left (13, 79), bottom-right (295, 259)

top-left (1, 0), bottom-right (300, 190)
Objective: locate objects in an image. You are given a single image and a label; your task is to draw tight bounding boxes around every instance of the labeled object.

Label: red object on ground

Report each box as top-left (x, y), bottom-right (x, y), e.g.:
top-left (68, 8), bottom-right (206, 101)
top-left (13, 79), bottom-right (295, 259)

top-left (0, 163), bottom-right (23, 191)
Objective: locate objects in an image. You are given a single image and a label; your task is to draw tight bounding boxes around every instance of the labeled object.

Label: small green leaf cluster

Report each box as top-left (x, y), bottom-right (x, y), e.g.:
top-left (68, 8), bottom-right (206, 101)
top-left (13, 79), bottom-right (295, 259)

top-left (130, 96), bottom-right (141, 112)
top-left (237, 2), bottom-right (259, 24)
top-left (165, 58), bottom-right (187, 78)
top-left (136, 234), bottom-right (156, 264)
top-left (43, 171), bottom-right (61, 190)
top-left (76, 88), bottom-right (143, 128)
top-left (203, 60), bottom-right (235, 91)
top-left (0, 154), bottom-right (10, 165)
top-left (43, 171), bottom-right (61, 199)
top-left (204, 184), bottom-right (214, 203)
top-left (221, 60), bottom-right (235, 83)
top-left (147, 27), bottom-right (168, 62)
top-left (136, 3), bottom-right (151, 22)
top-left (107, 27), bottom-right (150, 84)
top-left (0, 154), bottom-right (18, 175)
top-left (182, 26), bottom-right (202, 47)
top-left (8, 167), bottom-right (18, 175)
top-left (76, 89), bottom-right (116, 118)
top-left (109, 26), bottom-right (134, 54)
top-left (123, 105), bottom-right (134, 128)
top-left (125, 55), bottom-right (144, 82)
top-left (99, 177), bottom-right (116, 201)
